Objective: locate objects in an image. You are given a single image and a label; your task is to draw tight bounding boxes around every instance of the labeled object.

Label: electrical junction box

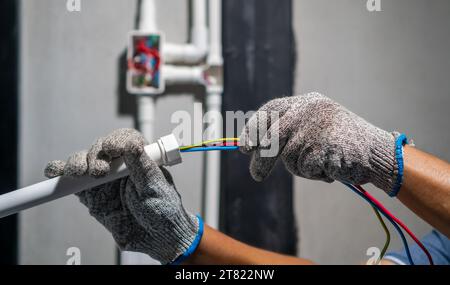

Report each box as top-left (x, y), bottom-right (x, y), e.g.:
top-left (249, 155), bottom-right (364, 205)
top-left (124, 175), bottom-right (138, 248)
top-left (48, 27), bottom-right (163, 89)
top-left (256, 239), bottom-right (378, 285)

top-left (127, 31), bottom-right (164, 94)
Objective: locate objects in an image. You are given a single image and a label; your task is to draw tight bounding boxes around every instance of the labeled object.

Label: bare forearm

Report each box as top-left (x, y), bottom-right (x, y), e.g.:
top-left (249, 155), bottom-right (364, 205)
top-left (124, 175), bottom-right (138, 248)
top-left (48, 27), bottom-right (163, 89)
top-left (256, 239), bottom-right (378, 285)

top-left (184, 225), bottom-right (314, 265)
top-left (398, 145), bottom-right (450, 237)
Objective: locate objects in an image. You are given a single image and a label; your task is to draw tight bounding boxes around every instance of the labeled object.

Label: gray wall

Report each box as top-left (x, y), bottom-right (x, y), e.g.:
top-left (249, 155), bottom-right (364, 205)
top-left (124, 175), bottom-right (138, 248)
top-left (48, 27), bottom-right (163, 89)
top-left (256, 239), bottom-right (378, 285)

top-left (294, 0), bottom-right (450, 264)
top-left (19, 0), bottom-right (202, 264)
top-left (19, 0), bottom-right (450, 265)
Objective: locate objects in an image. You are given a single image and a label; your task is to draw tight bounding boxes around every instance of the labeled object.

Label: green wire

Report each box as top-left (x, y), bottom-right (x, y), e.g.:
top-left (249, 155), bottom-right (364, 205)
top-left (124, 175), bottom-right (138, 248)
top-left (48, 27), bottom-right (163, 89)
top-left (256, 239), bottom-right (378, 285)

top-left (372, 206), bottom-right (391, 263)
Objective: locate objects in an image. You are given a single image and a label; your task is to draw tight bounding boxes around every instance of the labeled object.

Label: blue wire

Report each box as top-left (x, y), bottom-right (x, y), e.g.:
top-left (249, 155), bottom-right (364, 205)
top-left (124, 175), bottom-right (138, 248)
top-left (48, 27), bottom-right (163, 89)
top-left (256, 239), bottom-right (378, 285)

top-left (180, 146), bottom-right (240, 153)
top-left (342, 182), bottom-right (414, 265)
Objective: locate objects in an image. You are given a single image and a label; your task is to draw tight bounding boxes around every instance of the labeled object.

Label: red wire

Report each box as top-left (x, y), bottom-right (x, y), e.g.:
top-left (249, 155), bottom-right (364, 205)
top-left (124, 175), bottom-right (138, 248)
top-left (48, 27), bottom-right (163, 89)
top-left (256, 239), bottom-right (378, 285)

top-left (355, 185), bottom-right (434, 265)
top-left (129, 39), bottom-right (161, 77)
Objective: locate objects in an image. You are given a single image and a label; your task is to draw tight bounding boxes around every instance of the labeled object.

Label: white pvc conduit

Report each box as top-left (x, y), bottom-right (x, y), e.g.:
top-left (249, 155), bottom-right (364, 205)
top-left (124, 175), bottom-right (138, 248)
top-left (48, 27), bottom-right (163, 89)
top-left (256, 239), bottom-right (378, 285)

top-left (122, 0), bottom-right (159, 265)
top-left (163, 0), bottom-right (208, 64)
top-left (163, 65), bottom-right (205, 85)
top-left (207, 0), bottom-right (223, 66)
top-left (0, 135), bottom-right (181, 219)
top-left (203, 0), bottom-right (223, 229)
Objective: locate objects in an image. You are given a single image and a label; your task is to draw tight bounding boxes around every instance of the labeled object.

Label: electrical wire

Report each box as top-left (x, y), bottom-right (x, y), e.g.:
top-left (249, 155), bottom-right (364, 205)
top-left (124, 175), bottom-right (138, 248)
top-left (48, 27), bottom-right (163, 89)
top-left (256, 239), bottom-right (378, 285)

top-left (219, 142), bottom-right (239, 147)
top-left (343, 183), bottom-right (415, 265)
top-left (180, 146), bottom-right (240, 153)
top-left (180, 138), bottom-right (239, 150)
top-left (354, 185), bottom-right (434, 265)
top-left (180, 138), bottom-right (240, 151)
top-left (371, 206), bottom-right (390, 263)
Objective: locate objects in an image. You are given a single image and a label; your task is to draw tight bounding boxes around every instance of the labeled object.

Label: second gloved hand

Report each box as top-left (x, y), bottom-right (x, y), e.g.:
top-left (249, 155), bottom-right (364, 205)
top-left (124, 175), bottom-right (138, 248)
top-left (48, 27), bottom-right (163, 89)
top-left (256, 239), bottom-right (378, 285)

top-left (240, 92), bottom-right (404, 196)
top-left (44, 128), bottom-right (201, 264)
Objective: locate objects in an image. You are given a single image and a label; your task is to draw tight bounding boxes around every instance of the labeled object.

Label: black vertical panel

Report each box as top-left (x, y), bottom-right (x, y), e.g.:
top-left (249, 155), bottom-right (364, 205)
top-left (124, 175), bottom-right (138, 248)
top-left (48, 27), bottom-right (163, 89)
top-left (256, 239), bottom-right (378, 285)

top-left (221, 0), bottom-right (297, 254)
top-left (0, 0), bottom-right (18, 264)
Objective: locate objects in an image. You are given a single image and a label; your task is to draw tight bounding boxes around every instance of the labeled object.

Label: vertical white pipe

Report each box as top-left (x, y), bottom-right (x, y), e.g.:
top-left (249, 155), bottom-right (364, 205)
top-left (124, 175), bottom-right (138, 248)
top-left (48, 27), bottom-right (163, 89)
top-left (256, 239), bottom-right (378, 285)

top-left (192, 0), bottom-right (208, 56)
top-left (164, 0), bottom-right (208, 63)
top-left (207, 0), bottom-right (223, 66)
top-left (193, 0), bottom-right (207, 29)
top-left (137, 96), bottom-right (155, 143)
top-left (137, 0), bottom-right (157, 181)
top-left (204, 91), bottom-right (223, 229)
top-left (121, 0), bottom-right (158, 265)
top-left (139, 0), bottom-right (157, 32)
top-left (203, 0), bottom-right (223, 229)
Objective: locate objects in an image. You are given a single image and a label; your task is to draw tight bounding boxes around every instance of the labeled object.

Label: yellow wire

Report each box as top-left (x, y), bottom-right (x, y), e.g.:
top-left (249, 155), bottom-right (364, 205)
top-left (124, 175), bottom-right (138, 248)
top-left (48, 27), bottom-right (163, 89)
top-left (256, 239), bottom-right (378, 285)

top-left (179, 138), bottom-right (240, 151)
top-left (371, 206), bottom-right (391, 264)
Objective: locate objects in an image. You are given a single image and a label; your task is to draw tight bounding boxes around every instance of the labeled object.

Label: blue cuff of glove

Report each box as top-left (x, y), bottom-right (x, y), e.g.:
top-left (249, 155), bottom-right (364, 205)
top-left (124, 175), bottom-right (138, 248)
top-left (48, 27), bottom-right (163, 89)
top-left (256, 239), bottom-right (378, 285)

top-left (390, 133), bottom-right (408, 197)
top-left (170, 215), bottom-right (204, 265)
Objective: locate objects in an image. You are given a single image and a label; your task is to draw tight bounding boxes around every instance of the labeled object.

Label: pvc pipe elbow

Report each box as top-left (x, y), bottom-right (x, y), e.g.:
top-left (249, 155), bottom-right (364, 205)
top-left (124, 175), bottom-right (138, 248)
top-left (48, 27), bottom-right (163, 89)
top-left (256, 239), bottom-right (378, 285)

top-left (163, 27), bottom-right (208, 64)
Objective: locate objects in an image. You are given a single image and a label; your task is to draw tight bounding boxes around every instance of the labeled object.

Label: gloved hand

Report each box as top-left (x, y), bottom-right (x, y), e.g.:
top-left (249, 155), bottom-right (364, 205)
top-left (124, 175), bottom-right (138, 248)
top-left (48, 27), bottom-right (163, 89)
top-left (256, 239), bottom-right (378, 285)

top-left (44, 128), bottom-right (202, 264)
top-left (240, 92), bottom-right (406, 196)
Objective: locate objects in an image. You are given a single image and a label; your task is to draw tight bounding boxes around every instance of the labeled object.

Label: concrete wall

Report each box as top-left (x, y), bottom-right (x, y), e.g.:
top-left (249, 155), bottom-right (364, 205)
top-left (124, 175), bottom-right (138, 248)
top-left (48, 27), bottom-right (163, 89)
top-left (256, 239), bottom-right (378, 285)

top-left (19, 0), bottom-right (202, 264)
top-left (293, 0), bottom-right (450, 264)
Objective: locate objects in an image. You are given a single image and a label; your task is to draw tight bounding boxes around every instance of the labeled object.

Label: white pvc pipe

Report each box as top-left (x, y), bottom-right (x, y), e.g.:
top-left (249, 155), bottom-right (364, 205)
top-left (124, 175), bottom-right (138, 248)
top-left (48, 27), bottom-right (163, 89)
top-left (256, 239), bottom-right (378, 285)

top-left (0, 135), bottom-right (181, 219)
top-left (207, 0), bottom-right (223, 66)
top-left (203, 0), bottom-right (223, 229)
top-left (137, 96), bottom-right (156, 143)
top-left (123, 0), bottom-right (159, 265)
top-left (191, 0), bottom-right (208, 52)
top-left (139, 0), bottom-right (157, 32)
top-left (163, 43), bottom-right (207, 64)
top-left (203, 90), bottom-right (223, 229)
top-left (163, 65), bottom-right (205, 85)
top-left (163, 0), bottom-right (208, 64)
top-left (193, 0), bottom-right (207, 28)
top-left (137, 0), bottom-right (157, 169)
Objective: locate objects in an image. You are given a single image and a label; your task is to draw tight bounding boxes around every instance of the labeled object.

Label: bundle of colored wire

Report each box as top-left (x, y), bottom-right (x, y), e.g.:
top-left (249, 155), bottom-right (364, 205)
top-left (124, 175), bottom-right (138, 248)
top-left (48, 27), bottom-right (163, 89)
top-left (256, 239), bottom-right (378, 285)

top-left (354, 184), bottom-right (434, 265)
top-left (180, 138), bottom-right (240, 153)
top-left (344, 183), bottom-right (435, 265)
top-left (181, 146), bottom-right (239, 153)
top-left (343, 183), bottom-right (415, 265)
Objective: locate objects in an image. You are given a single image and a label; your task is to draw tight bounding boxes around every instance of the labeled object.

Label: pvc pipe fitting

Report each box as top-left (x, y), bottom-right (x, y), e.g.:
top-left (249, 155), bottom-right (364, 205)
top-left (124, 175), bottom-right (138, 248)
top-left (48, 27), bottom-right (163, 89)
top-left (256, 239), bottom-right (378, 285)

top-left (0, 134), bottom-right (182, 219)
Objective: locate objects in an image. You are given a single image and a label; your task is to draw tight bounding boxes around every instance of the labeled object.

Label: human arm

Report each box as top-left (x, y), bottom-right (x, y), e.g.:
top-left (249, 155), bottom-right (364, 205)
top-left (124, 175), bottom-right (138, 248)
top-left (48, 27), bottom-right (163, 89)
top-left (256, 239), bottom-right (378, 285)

top-left (240, 93), bottom-right (450, 237)
top-left (184, 225), bottom-right (314, 265)
top-left (398, 146), bottom-right (450, 238)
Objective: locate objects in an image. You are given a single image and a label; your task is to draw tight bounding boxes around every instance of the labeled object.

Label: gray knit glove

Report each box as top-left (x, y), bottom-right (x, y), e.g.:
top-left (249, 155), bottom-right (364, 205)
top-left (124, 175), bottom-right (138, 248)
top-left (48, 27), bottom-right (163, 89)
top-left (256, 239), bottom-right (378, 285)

top-left (240, 92), bottom-right (402, 196)
top-left (44, 128), bottom-right (201, 264)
